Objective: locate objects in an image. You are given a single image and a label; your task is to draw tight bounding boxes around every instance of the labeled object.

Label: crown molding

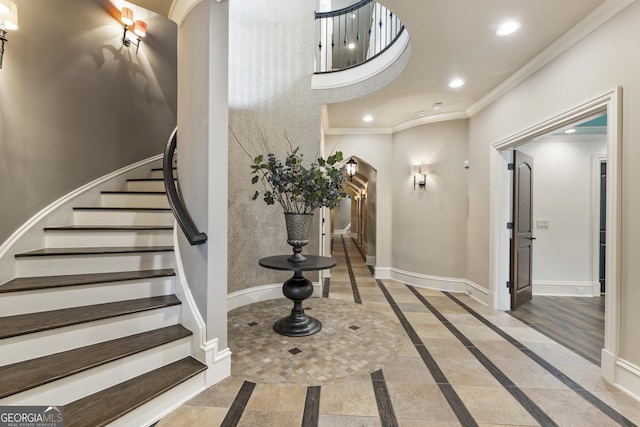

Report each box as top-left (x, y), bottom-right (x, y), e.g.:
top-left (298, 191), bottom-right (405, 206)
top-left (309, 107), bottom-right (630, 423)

top-left (323, 127), bottom-right (393, 136)
top-left (466, 0), bottom-right (636, 117)
top-left (392, 111), bottom-right (469, 133)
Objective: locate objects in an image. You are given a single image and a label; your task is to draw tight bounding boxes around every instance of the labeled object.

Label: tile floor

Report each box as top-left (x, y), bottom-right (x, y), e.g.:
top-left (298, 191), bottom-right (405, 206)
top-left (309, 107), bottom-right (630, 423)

top-left (157, 237), bottom-right (640, 426)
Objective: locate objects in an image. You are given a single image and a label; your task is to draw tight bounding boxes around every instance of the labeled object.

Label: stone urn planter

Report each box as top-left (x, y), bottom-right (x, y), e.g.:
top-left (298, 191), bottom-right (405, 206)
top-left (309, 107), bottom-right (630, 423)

top-left (284, 212), bottom-right (314, 262)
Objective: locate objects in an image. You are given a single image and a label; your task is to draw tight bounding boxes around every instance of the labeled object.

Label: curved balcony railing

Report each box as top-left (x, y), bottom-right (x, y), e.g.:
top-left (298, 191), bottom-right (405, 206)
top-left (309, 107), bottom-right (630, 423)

top-left (163, 127), bottom-right (207, 245)
top-left (315, 0), bottom-right (404, 73)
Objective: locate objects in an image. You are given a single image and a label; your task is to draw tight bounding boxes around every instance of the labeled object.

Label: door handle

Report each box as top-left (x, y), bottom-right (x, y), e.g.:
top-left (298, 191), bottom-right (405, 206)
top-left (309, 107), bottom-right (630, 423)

top-left (526, 237), bottom-right (537, 240)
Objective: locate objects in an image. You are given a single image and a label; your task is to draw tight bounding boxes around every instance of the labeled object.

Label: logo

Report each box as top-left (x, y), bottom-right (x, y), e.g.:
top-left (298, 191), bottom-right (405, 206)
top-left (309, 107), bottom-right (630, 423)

top-left (0, 406), bottom-right (64, 427)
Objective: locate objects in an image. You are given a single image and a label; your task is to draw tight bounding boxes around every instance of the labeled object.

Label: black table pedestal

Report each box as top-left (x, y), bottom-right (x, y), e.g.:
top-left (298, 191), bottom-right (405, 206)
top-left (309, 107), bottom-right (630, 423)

top-left (259, 255), bottom-right (337, 338)
top-left (273, 270), bottom-right (322, 336)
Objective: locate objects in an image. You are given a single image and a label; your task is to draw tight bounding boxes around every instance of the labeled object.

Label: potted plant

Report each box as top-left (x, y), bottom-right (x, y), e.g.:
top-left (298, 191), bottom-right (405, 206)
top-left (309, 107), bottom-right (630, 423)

top-left (250, 146), bottom-right (347, 261)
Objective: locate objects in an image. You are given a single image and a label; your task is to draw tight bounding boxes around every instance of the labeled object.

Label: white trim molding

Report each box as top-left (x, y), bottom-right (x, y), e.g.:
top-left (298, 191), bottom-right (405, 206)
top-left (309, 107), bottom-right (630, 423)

top-left (532, 280), bottom-right (600, 297)
top-left (602, 351), bottom-right (640, 402)
top-left (388, 268), bottom-right (490, 306)
top-left (169, 0), bottom-right (202, 27)
top-left (392, 111), bottom-right (469, 133)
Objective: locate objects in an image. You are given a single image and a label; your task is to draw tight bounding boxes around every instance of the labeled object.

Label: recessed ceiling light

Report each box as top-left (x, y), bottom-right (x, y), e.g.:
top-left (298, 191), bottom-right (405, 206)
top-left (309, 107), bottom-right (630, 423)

top-left (348, 42), bottom-right (356, 50)
top-left (417, 111), bottom-right (426, 117)
top-left (432, 102), bottom-right (443, 110)
top-left (363, 115), bottom-right (373, 122)
top-left (565, 128), bottom-right (576, 134)
top-left (448, 78), bottom-right (465, 88)
top-left (496, 20), bottom-right (521, 36)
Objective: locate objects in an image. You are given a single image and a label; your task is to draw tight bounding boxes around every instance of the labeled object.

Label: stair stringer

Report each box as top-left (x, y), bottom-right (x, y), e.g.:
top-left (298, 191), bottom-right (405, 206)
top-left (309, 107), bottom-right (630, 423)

top-left (0, 155), bottom-right (164, 285)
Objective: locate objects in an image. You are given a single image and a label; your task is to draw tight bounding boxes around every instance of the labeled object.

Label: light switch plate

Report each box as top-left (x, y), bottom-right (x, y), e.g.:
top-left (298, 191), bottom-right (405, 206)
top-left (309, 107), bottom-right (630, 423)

top-left (536, 220), bottom-right (549, 230)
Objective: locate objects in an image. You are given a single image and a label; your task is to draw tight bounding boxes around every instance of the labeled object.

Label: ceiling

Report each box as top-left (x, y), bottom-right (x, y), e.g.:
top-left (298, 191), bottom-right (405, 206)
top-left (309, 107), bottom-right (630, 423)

top-left (325, 0), bottom-right (608, 131)
top-left (128, 0), bottom-right (614, 133)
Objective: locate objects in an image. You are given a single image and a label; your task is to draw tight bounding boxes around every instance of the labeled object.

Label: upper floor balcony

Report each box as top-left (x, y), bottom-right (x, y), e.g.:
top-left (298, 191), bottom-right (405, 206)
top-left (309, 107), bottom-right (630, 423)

top-left (312, 0), bottom-right (410, 93)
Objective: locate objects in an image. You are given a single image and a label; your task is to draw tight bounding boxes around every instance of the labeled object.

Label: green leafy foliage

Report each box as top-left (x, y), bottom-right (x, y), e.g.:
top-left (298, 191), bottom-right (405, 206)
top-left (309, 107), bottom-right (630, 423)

top-left (250, 148), bottom-right (348, 213)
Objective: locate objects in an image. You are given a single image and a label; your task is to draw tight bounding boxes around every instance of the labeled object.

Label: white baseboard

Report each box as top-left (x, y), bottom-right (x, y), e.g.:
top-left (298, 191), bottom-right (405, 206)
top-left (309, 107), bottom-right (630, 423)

top-left (384, 268), bottom-right (490, 306)
top-left (334, 228), bottom-right (349, 235)
top-left (366, 256), bottom-right (376, 266)
top-left (533, 280), bottom-right (600, 297)
top-left (602, 349), bottom-right (640, 402)
top-left (227, 282), bottom-right (322, 311)
top-left (374, 266), bottom-right (391, 279)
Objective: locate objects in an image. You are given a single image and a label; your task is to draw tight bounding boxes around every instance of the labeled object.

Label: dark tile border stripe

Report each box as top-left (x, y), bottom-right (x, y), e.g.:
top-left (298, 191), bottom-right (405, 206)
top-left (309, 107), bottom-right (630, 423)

top-left (444, 292), bottom-right (637, 427)
top-left (350, 237), bottom-right (376, 275)
top-left (371, 369), bottom-right (399, 427)
top-left (322, 277), bottom-right (330, 298)
top-left (376, 279), bottom-right (478, 427)
top-left (301, 386), bottom-right (321, 427)
top-left (351, 237), bottom-right (367, 263)
top-left (340, 235), bottom-right (362, 304)
top-left (220, 381), bottom-right (255, 427)
top-left (406, 285), bottom-right (558, 426)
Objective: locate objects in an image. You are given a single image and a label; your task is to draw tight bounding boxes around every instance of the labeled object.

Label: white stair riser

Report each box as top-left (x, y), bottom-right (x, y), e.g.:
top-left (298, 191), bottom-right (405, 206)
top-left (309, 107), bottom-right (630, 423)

top-left (101, 193), bottom-right (169, 209)
top-left (109, 373), bottom-right (206, 427)
top-left (127, 181), bottom-right (169, 192)
top-left (0, 306), bottom-right (182, 366)
top-left (45, 229), bottom-right (174, 248)
top-left (0, 276), bottom-right (175, 317)
top-left (149, 170), bottom-right (176, 179)
top-left (74, 210), bottom-right (174, 226)
top-left (0, 338), bottom-right (191, 406)
top-left (16, 252), bottom-right (174, 277)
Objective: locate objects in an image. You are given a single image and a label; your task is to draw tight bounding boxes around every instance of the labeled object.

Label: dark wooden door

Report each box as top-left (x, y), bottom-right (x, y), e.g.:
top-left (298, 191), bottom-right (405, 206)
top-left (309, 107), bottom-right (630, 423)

top-left (511, 150), bottom-right (534, 310)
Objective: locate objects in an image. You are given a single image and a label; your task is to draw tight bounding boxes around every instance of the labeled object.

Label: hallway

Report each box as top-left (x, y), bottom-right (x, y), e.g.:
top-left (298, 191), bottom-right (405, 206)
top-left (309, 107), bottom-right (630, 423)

top-left (157, 237), bottom-right (640, 426)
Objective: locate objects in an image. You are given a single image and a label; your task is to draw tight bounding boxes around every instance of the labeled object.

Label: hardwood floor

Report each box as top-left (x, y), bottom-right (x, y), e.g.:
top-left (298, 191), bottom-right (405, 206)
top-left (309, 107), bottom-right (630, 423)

top-left (509, 295), bottom-right (605, 365)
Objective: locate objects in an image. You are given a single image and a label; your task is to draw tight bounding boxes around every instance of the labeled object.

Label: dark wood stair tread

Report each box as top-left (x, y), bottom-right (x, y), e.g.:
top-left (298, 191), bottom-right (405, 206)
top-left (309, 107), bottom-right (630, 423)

top-left (43, 225), bottom-right (173, 231)
top-left (0, 269), bottom-right (175, 293)
top-left (0, 325), bottom-right (192, 399)
top-left (15, 246), bottom-right (174, 257)
top-left (64, 357), bottom-right (206, 427)
top-left (0, 295), bottom-right (181, 339)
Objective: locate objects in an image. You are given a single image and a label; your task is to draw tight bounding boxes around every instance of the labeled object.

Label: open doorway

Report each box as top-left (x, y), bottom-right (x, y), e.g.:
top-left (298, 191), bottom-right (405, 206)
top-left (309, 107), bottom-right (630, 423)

top-left (506, 114), bottom-right (607, 364)
top-left (489, 89), bottom-right (621, 378)
top-left (323, 156), bottom-right (377, 268)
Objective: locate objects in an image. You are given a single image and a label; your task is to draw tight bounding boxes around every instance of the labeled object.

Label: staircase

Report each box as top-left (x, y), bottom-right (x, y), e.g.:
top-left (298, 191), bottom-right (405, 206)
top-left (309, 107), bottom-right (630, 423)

top-left (0, 165), bottom-right (207, 426)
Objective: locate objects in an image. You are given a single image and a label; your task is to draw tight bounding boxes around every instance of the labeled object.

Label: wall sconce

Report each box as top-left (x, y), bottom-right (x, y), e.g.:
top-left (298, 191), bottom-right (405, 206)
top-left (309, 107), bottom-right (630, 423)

top-left (411, 164), bottom-right (428, 191)
top-left (0, 0), bottom-right (18, 69)
top-left (120, 7), bottom-right (147, 54)
top-left (345, 158), bottom-right (357, 181)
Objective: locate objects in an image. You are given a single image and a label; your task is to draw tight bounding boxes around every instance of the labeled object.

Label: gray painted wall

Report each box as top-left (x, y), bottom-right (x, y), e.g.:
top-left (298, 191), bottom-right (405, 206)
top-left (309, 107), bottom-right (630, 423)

top-left (392, 120), bottom-right (468, 277)
top-left (0, 0), bottom-right (177, 245)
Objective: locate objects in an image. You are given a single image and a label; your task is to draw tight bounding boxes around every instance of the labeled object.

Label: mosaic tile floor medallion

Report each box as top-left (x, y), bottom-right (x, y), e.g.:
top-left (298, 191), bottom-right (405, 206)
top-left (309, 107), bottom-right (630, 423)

top-left (228, 298), bottom-right (403, 385)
